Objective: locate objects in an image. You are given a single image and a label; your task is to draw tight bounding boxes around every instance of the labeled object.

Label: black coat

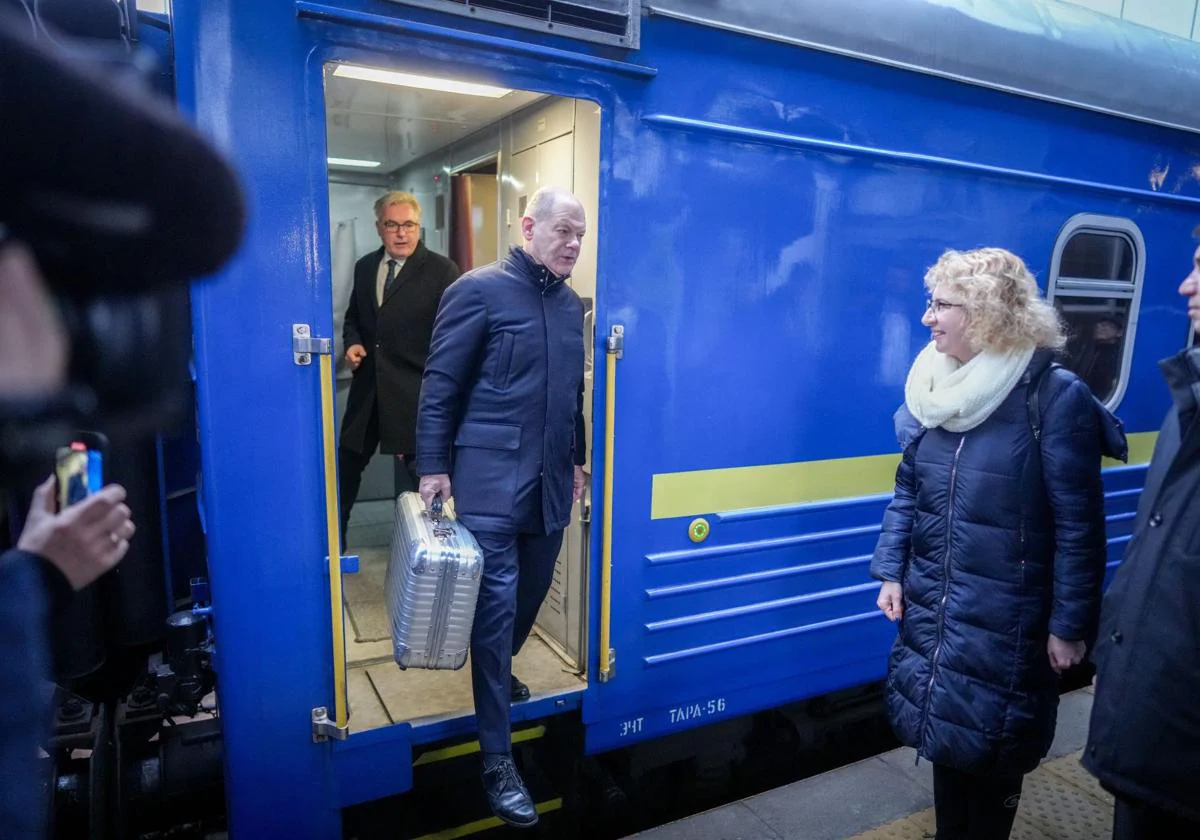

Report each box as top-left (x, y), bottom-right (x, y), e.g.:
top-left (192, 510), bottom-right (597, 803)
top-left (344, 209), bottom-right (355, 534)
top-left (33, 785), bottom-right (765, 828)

top-left (1084, 349), bottom-right (1200, 821)
top-left (416, 247), bottom-right (586, 535)
top-left (871, 352), bottom-right (1125, 776)
top-left (341, 242), bottom-right (459, 455)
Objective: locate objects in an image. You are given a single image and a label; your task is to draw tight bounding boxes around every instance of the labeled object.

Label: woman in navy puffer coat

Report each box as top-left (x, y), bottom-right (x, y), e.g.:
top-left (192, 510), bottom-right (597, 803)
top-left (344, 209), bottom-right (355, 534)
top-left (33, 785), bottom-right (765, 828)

top-left (870, 248), bottom-right (1126, 840)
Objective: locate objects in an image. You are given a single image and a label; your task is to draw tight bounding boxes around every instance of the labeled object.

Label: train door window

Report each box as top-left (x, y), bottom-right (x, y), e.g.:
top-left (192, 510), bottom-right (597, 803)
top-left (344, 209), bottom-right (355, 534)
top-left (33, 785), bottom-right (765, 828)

top-left (1047, 215), bottom-right (1146, 409)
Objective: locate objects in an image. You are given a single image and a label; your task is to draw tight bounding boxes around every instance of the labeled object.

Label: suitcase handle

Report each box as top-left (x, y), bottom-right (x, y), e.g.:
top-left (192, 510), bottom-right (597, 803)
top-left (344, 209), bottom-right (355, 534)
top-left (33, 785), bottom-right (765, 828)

top-left (429, 494), bottom-right (452, 540)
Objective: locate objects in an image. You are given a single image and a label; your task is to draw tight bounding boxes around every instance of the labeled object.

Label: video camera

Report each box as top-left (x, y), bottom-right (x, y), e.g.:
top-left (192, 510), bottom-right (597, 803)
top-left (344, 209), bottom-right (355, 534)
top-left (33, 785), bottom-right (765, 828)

top-left (0, 3), bottom-right (246, 485)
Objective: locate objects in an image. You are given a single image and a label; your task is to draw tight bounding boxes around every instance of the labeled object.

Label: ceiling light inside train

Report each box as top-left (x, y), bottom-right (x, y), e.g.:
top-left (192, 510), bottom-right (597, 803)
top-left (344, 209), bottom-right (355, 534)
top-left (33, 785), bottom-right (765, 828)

top-left (327, 157), bottom-right (382, 168)
top-left (332, 64), bottom-right (512, 98)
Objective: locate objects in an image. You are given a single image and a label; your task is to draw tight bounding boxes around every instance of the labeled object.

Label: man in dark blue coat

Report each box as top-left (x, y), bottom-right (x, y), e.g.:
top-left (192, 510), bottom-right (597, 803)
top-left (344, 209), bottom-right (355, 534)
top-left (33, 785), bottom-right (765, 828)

top-left (1084, 239), bottom-right (1200, 839)
top-left (416, 185), bottom-right (587, 828)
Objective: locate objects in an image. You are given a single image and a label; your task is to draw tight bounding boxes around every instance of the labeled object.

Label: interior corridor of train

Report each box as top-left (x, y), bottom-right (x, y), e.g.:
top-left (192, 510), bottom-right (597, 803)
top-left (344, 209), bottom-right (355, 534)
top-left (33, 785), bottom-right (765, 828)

top-left (322, 61), bottom-right (601, 733)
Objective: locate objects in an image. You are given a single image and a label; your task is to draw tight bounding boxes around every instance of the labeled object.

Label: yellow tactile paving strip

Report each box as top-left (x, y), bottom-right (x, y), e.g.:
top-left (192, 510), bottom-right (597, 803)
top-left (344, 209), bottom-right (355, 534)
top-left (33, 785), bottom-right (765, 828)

top-left (851, 751), bottom-right (1112, 840)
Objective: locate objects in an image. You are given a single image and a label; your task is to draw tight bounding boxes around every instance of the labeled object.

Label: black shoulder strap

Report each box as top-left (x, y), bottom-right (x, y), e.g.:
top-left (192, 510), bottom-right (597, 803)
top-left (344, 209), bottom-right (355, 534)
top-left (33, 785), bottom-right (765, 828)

top-left (1026, 362), bottom-right (1059, 442)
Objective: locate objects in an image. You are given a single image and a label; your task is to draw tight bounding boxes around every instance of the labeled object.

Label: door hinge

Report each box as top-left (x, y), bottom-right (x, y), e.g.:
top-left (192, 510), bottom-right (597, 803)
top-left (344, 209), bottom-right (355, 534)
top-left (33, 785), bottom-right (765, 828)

top-left (293, 323), bottom-right (332, 366)
top-left (599, 648), bottom-right (616, 682)
top-left (607, 325), bottom-right (624, 359)
top-left (311, 706), bottom-right (348, 742)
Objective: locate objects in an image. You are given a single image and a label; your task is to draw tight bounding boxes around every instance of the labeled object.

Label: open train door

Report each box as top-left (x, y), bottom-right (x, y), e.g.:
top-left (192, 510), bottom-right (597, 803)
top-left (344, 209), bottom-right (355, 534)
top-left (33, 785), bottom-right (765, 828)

top-left (172, 0), bottom-right (702, 833)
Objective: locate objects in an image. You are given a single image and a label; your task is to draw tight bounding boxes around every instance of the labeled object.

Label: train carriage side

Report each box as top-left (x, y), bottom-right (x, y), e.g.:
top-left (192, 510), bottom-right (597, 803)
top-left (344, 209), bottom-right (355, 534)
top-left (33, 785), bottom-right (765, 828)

top-left (171, 0), bottom-right (1200, 835)
top-left (582, 3), bottom-right (1200, 752)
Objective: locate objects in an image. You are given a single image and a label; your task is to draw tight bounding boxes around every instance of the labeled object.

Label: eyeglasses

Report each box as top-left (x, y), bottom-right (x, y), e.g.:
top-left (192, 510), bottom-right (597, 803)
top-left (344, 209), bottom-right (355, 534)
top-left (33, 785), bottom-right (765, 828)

top-left (926, 297), bottom-right (965, 314)
top-left (382, 220), bottom-right (419, 233)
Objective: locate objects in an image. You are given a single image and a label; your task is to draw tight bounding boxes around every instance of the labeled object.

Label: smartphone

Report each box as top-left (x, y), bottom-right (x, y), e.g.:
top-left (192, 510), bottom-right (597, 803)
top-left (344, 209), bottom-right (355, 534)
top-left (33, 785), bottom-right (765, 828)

top-left (56, 441), bottom-right (103, 510)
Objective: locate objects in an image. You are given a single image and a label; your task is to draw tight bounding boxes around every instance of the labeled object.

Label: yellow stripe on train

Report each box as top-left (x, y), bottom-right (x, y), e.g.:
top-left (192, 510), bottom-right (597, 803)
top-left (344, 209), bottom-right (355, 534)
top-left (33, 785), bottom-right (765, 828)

top-left (650, 432), bottom-right (1158, 521)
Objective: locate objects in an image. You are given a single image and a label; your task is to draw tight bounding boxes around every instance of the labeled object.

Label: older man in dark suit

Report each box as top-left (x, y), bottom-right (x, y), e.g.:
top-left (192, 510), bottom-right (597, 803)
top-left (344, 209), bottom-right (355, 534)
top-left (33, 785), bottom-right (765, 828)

top-left (338, 192), bottom-right (459, 539)
top-left (417, 185), bottom-right (587, 829)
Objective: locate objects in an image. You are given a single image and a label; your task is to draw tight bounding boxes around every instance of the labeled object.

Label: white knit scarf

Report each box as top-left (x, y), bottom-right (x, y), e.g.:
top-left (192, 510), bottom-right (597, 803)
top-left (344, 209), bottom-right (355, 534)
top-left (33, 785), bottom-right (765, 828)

top-left (904, 342), bottom-right (1035, 433)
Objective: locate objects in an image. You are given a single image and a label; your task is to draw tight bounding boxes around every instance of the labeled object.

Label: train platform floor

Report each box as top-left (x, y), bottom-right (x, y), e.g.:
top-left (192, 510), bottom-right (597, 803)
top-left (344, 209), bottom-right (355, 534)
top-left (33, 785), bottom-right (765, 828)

top-left (627, 687), bottom-right (1108, 840)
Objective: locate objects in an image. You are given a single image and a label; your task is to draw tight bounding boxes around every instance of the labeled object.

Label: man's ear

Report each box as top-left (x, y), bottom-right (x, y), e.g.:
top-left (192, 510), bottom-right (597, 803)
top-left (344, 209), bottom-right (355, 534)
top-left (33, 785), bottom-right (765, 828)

top-left (520, 216), bottom-right (535, 241)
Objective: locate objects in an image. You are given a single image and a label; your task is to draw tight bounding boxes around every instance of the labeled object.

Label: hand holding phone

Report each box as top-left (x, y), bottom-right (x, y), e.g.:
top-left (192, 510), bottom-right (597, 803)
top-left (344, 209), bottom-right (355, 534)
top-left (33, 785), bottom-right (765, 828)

top-left (18, 475), bottom-right (134, 591)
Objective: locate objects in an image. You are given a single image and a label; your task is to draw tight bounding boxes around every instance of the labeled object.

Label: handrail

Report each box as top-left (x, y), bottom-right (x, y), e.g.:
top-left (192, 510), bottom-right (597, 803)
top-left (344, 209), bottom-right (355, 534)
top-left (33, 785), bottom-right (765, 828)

top-left (599, 326), bottom-right (623, 682)
top-left (319, 352), bottom-right (349, 727)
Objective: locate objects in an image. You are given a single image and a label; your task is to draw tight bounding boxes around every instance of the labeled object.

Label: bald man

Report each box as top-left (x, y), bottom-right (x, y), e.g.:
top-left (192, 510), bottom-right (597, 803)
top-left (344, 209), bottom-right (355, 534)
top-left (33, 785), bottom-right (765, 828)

top-left (416, 186), bottom-right (588, 828)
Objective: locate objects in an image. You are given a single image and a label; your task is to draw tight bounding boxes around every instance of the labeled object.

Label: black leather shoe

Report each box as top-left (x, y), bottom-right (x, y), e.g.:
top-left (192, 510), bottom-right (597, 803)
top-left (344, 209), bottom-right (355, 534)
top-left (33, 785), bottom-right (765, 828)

top-left (510, 674), bottom-right (531, 703)
top-left (482, 755), bottom-right (538, 828)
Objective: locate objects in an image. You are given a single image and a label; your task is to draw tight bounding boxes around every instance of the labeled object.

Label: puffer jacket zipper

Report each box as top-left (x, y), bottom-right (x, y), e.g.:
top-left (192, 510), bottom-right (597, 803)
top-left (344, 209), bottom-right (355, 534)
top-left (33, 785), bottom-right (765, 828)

top-left (917, 434), bottom-right (966, 761)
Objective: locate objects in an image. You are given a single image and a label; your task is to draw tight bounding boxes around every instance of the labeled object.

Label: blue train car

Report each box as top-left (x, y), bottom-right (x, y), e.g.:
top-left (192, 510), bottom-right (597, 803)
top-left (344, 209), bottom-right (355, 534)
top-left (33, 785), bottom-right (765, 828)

top-left (167, 0), bottom-right (1200, 835)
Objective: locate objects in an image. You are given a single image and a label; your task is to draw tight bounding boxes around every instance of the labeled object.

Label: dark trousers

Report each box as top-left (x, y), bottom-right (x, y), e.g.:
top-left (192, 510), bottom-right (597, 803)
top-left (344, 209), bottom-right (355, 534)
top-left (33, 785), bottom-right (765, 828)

top-left (933, 764), bottom-right (1025, 840)
top-left (336, 407), bottom-right (418, 539)
top-left (1113, 795), bottom-right (1200, 839)
top-left (471, 527), bottom-right (564, 756)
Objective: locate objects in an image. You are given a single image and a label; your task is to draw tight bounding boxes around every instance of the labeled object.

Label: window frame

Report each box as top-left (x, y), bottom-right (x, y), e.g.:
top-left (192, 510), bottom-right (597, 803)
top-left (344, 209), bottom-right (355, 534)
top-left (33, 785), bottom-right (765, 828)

top-left (1046, 213), bottom-right (1146, 411)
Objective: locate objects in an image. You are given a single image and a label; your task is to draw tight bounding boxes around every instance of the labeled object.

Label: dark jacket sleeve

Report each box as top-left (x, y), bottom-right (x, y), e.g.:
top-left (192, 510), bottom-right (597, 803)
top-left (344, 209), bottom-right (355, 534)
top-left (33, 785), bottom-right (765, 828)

top-left (0, 548), bottom-right (69, 839)
top-left (1040, 376), bottom-right (1106, 642)
top-left (415, 277), bottom-right (489, 476)
top-left (870, 442), bottom-right (917, 583)
top-left (343, 262), bottom-right (364, 350)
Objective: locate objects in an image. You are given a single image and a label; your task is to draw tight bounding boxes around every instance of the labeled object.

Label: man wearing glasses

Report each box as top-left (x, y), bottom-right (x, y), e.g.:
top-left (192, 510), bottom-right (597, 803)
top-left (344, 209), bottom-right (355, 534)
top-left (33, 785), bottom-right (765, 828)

top-left (339, 192), bottom-right (460, 540)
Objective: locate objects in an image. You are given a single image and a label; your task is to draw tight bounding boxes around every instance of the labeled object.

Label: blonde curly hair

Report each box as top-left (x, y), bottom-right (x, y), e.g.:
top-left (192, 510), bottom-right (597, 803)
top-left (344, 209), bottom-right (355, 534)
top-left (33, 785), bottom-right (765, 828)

top-left (924, 247), bottom-right (1064, 354)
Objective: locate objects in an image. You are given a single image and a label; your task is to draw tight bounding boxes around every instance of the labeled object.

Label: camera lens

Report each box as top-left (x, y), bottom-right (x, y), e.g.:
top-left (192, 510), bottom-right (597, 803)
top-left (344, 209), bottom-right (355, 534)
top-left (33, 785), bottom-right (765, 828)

top-left (58, 284), bottom-right (191, 437)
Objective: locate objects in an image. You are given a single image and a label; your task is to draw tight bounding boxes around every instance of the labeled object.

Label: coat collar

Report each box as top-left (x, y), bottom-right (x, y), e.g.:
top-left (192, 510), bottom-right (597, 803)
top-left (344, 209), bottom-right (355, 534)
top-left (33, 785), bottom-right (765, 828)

top-left (506, 246), bottom-right (569, 291)
top-left (1160, 347), bottom-right (1200, 432)
top-left (1020, 347), bottom-right (1058, 385)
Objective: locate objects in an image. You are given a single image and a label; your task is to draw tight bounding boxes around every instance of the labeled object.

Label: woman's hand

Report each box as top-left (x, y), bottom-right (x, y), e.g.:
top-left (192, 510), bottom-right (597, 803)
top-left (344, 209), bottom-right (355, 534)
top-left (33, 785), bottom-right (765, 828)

top-left (877, 581), bottom-right (904, 622)
top-left (1048, 634), bottom-right (1086, 673)
top-left (18, 477), bottom-right (134, 590)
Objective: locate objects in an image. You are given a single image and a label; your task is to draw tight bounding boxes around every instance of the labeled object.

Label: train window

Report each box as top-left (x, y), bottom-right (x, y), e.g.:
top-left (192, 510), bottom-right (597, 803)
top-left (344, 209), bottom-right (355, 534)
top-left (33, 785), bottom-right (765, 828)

top-left (1047, 214), bottom-right (1146, 409)
top-left (1059, 233), bottom-right (1135, 284)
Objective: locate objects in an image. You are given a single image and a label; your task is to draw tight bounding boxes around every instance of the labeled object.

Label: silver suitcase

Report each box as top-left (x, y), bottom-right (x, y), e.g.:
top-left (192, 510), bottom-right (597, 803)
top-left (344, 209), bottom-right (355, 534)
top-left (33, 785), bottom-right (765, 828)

top-left (384, 492), bottom-right (484, 670)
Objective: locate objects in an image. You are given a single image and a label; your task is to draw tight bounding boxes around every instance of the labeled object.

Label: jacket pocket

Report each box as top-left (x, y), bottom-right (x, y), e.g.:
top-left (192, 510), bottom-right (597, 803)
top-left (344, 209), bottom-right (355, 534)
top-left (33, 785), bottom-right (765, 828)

top-left (492, 332), bottom-right (515, 391)
top-left (454, 421), bottom-right (520, 451)
top-left (451, 422), bottom-right (521, 518)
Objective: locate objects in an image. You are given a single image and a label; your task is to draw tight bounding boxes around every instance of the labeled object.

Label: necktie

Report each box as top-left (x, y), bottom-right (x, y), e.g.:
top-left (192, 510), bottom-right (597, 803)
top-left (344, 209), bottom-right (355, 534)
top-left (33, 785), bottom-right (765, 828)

top-left (383, 259), bottom-right (398, 300)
